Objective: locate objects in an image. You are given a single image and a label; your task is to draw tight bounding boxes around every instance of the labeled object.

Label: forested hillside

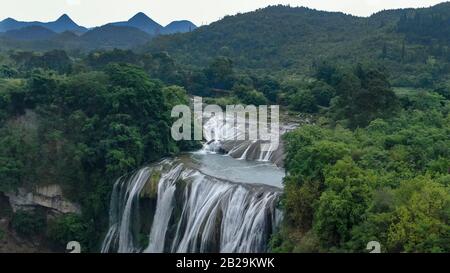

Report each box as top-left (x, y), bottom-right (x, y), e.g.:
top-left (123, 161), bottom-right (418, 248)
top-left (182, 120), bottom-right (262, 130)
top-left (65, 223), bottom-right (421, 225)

top-left (272, 63), bottom-right (450, 253)
top-left (0, 3), bottom-right (449, 253)
top-left (148, 3), bottom-right (450, 87)
top-left (0, 51), bottom-right (199, 251)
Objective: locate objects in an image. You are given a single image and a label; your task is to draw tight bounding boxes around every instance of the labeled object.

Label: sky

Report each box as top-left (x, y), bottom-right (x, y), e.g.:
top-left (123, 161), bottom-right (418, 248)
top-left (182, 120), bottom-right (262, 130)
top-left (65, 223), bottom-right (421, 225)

top-left (0, 0), bottom-right (446, 27)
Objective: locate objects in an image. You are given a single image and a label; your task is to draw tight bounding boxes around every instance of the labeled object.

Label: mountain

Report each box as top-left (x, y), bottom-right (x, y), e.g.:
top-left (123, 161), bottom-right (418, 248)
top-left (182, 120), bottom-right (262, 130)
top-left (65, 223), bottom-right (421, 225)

top-left (80, 25), bottom-right (152, 50)
top-left (43, 14), bottom-right (87, 34)
top-left (3, 25), bottom-right (56, 40)
top-left (0, 24), bottom-right (153, 51)
top-left (109, 13), bottom-right (196, 36)
top-left (396, 2), bottom-right (450, 44)
top-left (144, 3), bottom-right (450, 82)
top-left (110, 12), bottom-right (163, 35)
top-left (0, 12), bottom-right (196, 38)
top-left (148, 6), bottom-right (369, 71)
top-left (0, 14), bottom-right (87, 33)
top-left (163, 20), bottom-right (197, 34)
top-left (3, 3), bottom-right (450, 68)
top-left (0, 18), bottom-right (27, 32)
top-left (52, 30), bottom-right (79, 41)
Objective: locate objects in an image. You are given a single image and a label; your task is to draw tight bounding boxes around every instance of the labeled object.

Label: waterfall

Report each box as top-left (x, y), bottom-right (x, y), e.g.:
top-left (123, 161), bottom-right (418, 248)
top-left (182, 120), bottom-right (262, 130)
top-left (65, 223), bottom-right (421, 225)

top-left (201, 114), bottom-right (290, 167)
top-left (101, 112), bottom-right (293, 253)
top-left (101, 160), bottom-right (282, 253)
top-left (101, 167), bottom-right (153, 253)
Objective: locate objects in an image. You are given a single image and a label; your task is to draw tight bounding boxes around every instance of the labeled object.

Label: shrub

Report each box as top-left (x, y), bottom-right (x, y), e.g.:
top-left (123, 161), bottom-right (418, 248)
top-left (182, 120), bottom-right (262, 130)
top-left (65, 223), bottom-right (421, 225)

top-left (11, 210), bottom-right (46, 236)
top-left (47, 214), bottom-right (88, 247)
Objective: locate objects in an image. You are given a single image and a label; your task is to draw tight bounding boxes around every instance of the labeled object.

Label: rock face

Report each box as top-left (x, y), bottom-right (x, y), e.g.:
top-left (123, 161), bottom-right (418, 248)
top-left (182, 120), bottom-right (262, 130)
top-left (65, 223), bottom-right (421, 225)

top-left (5, 185), bottom-right (81, 215)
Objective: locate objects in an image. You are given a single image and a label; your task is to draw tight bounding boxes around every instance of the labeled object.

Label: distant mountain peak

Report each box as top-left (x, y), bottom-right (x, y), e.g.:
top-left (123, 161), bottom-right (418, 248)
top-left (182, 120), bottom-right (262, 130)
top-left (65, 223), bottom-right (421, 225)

top-left (168, 20), bottom-right (195, 24)
top-left (1, 12), bottom-right (193, 36)
top-left (129, 12), bottom-right (153, 23)
top-left (132, 12), bottom-right (147, 18)
top-left (56, 14), bottom-right (74, 23)
top-left (2, 17), bottom-right (17, 23)
top-left (107, 12), bottom-right (163, 35)
top-left (163, 20), bottom-right (197, 34)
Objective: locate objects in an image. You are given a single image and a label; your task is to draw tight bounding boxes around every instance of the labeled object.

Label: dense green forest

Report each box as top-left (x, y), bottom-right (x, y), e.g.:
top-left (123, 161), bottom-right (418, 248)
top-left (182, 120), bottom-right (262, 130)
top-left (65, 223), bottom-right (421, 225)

top-left (0, 50), bottom-right (200, 250)
top-left (272, 64), bottom-right (450, 253)
top-left (0, 3), bottom-right (449, 252)
top-left (148, 3), bottom-right (450, 88)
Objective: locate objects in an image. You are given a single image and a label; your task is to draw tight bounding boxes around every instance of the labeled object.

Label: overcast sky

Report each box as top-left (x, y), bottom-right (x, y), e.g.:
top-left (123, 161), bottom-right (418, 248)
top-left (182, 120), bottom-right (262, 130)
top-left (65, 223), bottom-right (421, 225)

top-left (0, 0), bottom-right (446, 27)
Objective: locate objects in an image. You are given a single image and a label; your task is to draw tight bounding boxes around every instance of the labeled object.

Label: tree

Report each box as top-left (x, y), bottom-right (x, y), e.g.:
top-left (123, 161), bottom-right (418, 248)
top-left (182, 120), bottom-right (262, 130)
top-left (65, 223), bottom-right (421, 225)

top-left (232, 84), bottom-right (268, 105)
top-left (40, 50), bottom-right (72, 74)
top-left (386, 177), bottom-right (450, 253)
top-left (280, 103), bottom-right (450, 252)
top-left (11, 210), bottom-right (46, 237)
top-left (204, 57), bottom-right (235, 90)
top-left (144, 52), bottom-right (183, 85)
top-left (87, 49), bottom-right (140, 68)
top-left (314, 157), bottom-right (373, 247)
top-left (163, 85), bottom-right (189, 108)
top-left (310, 81), bottom-right (335, 107)
top-left (331, 64), bottom-right (399, 128)
top-left (289, 89), bottom-right (318, 113)
top-left (0, 65), bottom-right (18, 78)
top-left (47, 214), bottom-right (89, 247)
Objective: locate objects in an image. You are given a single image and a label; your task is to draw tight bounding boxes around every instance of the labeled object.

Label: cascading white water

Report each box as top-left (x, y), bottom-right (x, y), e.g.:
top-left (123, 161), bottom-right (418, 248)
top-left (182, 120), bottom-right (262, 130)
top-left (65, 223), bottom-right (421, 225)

top-left (101, 160), bottom-right (281, 253)
top-left (101, 113), bottom-right (292, 253)
top-left (201, 114), bottom-right (293, 167)
top-left (101, 167), bottom-right (154, 253)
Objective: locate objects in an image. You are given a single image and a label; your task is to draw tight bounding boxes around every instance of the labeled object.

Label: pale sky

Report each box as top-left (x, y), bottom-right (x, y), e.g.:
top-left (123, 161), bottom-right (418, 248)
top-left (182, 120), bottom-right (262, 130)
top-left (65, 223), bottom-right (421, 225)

top-left (0, 0), bottom-right (446, 27)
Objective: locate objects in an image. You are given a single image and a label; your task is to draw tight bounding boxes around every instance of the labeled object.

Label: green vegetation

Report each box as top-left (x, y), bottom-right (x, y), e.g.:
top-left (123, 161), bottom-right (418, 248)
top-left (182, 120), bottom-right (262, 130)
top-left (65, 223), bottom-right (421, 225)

top-left (47, 214), bottom-right (90, 247)
top-left (140, 170), bottom-right (161, 199)
top-left (272, 63), bottom-right (450, 253)
top-left (1, 3), bottom-right (450, 253)
top-left (0, 49), bottom-right (197, 251)
top-left (11, 210), bottom-right (46, 237)
top-left (148, 3), bottom-right (450, 88)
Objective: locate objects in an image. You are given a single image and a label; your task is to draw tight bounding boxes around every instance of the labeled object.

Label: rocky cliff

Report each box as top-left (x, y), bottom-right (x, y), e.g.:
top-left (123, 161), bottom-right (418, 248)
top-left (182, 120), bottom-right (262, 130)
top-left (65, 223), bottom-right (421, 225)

top-left (5, 185), bottom-right (81, 215)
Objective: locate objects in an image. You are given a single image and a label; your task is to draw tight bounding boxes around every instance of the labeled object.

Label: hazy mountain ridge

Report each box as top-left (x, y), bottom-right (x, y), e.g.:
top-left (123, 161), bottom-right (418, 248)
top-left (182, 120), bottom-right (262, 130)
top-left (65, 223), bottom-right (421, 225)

top-left (146, 3), bottom-right (450, 75)
top-left (0, 12), bottom-right (196, 50)
top-left (163, 20), bottom-right (197, 34)
top-left (2, 25), bottom-right (57, 41)
top-left (0, 14), bottom-right (87, 34)
top-left (0, 13), bottom-right (196, 36)
top-left (80, 25), bottom-right (152, 50)
top-left (109, 12), bottom-right (163, 35)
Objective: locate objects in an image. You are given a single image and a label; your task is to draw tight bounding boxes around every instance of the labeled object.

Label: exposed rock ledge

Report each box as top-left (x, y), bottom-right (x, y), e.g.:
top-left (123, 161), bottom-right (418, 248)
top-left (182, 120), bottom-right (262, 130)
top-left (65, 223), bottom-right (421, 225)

top-left (5, 185), bottom-right (81, 215)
